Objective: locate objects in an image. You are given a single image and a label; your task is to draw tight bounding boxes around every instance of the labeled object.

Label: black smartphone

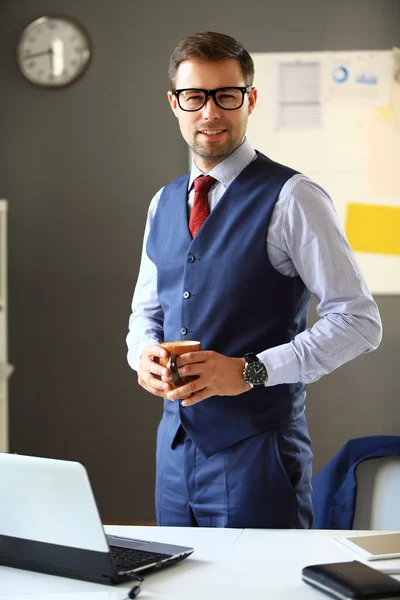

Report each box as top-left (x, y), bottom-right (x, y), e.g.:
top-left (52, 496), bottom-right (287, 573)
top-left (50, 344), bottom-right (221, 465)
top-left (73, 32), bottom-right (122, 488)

top-left (302, 560), bottom-right (400, 600)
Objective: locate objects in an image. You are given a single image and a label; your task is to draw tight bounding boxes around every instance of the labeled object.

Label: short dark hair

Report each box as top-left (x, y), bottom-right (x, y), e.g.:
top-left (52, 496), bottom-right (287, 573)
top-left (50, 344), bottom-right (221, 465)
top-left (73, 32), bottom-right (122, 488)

top-left (168, 31), bottom-right (254, 89)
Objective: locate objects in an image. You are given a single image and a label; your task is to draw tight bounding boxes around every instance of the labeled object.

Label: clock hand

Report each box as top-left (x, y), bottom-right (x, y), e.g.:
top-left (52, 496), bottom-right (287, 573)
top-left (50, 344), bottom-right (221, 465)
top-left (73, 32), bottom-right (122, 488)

top-left (48, 47), bottom-right (54, 75)
top-left (21, 49), bottom-right (51, 60)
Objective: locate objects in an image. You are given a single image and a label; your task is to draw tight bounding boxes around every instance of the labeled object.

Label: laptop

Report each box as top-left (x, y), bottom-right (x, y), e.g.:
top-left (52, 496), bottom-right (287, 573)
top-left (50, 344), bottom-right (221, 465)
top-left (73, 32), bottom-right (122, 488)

top-left (0, 452), bottom-right (194, 585)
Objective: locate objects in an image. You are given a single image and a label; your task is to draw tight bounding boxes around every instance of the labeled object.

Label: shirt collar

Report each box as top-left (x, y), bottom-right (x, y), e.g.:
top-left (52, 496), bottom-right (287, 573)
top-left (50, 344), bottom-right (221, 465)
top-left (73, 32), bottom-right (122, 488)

top-left (188, 138), bottom-right (256, 191)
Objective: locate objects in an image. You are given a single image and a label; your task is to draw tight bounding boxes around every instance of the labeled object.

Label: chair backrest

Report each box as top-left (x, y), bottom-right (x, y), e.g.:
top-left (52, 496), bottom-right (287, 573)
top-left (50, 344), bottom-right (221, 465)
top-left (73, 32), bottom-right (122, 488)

top-left (353, 456), bottom-right (400, 530)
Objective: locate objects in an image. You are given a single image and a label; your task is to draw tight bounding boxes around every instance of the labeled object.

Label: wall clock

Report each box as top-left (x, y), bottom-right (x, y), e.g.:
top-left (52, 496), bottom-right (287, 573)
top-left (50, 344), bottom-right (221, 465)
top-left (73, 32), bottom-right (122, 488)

top-left (16, 16), bottom-right (91, 87)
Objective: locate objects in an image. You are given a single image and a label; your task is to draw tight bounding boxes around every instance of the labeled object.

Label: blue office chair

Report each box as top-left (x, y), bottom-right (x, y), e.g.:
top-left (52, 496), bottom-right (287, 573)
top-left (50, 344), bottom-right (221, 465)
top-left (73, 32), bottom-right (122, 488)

top-left (312, 435), bottom-right (400, 529)
top-left (352, 456), bottom-right (400, 529)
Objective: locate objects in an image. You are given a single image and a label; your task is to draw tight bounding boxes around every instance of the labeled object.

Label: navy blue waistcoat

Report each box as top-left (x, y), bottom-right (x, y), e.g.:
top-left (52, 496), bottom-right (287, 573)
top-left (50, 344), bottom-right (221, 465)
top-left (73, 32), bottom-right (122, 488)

top-left (147, 152), bottom-right (311, 457)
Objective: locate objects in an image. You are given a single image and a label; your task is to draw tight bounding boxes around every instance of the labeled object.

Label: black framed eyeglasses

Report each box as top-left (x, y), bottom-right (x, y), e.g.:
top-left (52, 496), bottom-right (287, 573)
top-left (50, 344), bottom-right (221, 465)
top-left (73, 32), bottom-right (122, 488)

top-left (172, 87), bottom-right (252, 111)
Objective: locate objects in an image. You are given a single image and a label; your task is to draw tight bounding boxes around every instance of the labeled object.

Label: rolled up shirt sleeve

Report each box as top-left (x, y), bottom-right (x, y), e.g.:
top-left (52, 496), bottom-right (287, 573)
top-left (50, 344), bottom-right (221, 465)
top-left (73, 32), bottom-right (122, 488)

top-left (259, 175), bottom-right (382, 386)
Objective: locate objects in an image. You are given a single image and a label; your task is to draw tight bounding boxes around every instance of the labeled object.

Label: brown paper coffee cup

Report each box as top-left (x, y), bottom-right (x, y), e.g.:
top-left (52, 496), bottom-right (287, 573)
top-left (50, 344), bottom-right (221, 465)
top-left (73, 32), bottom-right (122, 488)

top-left (158, 340), bottom-right (201, 397)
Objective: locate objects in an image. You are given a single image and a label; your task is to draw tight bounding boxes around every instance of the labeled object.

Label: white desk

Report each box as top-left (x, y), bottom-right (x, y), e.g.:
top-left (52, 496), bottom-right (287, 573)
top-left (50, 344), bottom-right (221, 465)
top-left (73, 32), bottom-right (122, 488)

top-left (1, 526), bottom-right (400, 599)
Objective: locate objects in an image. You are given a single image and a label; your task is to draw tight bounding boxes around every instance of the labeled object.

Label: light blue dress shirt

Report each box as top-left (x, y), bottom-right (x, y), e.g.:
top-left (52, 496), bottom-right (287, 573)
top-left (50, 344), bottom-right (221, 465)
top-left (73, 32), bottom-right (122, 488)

top-left (127, 138), bottom-right (382, 386)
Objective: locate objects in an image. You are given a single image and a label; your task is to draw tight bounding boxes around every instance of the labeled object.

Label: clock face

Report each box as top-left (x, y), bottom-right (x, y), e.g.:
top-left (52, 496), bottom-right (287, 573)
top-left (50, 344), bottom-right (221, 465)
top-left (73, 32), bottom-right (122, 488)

top-left (17, 16), bottom-right (91, 87)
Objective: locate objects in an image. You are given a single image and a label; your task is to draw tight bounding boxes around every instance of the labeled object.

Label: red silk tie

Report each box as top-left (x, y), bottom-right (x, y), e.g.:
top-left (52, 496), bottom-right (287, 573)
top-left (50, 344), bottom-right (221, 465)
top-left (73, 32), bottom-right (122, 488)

top-left (189, 175), bottom-right (215, 238)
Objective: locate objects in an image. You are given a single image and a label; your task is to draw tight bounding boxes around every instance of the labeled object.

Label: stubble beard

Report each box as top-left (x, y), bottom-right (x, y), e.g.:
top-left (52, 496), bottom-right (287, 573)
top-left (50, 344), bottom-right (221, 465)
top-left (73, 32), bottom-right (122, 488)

top-left (191, 138), bottom-right (236, 162)
top-left (189, 117), bottom-right (247, 164)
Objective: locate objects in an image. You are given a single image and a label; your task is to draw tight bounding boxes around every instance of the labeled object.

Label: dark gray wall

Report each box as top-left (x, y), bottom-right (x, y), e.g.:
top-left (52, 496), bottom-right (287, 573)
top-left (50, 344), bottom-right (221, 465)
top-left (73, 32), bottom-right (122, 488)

top-left (1, 0), bottom-right (399, 523)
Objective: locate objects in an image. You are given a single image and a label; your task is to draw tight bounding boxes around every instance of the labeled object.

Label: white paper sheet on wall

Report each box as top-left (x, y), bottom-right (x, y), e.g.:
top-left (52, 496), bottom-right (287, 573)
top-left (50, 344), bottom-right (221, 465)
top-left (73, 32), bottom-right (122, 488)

top-left (275, 60), bottom-right (322, 130)
top-left (325, 52), bottom-right (393, 106)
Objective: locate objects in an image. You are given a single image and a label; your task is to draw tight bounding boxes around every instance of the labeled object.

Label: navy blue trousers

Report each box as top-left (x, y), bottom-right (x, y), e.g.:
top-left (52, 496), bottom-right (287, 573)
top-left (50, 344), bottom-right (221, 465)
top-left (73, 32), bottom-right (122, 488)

top-left (155, 413), bottom-right (313, 528)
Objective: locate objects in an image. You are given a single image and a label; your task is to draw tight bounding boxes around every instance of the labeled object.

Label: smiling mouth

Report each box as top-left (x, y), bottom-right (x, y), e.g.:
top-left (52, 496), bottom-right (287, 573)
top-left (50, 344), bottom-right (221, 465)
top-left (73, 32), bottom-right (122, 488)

top-left (198, 129), bottom-right (226, 136)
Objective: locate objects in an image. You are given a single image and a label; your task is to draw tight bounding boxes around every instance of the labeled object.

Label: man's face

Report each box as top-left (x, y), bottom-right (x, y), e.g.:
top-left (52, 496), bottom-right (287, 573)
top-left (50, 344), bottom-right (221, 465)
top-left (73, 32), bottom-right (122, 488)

top-left (168, 58), bottom-right (257, 172)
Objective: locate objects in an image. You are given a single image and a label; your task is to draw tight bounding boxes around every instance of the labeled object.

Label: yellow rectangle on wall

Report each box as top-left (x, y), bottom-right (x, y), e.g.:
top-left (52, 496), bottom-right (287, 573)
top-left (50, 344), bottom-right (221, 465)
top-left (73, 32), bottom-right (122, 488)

top-left (345, 203), bottom-right (400, 256)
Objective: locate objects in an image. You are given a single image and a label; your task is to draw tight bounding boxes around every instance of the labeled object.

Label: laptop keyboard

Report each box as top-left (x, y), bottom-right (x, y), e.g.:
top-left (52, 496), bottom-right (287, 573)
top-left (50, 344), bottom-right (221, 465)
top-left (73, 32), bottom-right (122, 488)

top-left (110, 545), bottom-right (169, 572)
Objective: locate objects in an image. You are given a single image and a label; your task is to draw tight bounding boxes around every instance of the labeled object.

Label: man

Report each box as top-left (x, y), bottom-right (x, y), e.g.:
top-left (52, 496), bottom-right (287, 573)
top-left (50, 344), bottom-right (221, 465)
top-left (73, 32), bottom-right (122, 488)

top-left (126, 31), bottom-right (382, 528)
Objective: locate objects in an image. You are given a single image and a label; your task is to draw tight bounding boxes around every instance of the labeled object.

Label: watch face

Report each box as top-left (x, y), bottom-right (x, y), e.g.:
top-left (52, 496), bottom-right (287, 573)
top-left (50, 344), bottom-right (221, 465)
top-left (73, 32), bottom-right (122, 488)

top-left (17, 16), bottom-right (91, 87)
top-left (245, 361), bottom-right (267, 385)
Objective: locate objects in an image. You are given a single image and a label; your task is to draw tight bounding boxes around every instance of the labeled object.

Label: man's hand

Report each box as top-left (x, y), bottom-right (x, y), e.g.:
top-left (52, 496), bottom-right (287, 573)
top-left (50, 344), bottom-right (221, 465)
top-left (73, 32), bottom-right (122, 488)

top-left (137, 344), bottom-right (173, 398)
top-left (164, 350), bottom-right (251, 406)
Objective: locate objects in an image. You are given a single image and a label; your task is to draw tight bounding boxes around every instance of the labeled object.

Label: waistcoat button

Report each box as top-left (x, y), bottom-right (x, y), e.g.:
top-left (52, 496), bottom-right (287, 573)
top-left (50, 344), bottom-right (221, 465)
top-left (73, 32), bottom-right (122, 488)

top-left (183, 291), bottom-right (190, 299)
top-left (180, 327), bottom-right (188, 335)
top-left (187, 254), bottom-right (195, 263)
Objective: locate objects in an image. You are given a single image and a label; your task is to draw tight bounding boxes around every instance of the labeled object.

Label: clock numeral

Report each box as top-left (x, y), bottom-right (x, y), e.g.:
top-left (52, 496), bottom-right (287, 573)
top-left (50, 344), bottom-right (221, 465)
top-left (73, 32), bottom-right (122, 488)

top-left (27, 61), bottom-right (35, 69)
top-left (29, 36), bottom-right (36, 43)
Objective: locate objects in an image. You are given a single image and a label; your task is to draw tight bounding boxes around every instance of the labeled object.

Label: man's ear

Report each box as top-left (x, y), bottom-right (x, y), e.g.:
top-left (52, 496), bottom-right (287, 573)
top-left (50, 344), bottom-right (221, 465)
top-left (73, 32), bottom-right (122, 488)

top-left (248, 87), bottom-right (257, 115)
top-left (167, 91), bottom-right (179, 116)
